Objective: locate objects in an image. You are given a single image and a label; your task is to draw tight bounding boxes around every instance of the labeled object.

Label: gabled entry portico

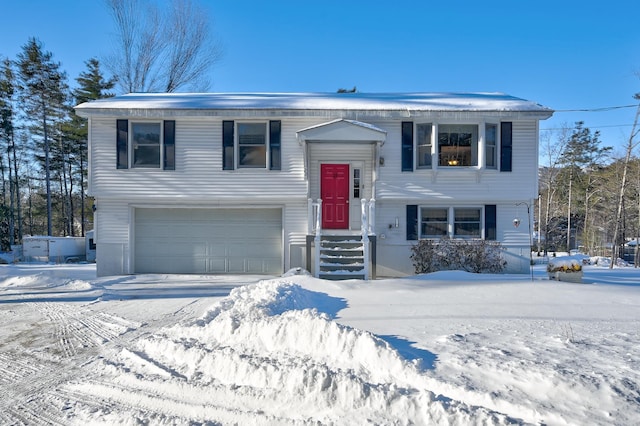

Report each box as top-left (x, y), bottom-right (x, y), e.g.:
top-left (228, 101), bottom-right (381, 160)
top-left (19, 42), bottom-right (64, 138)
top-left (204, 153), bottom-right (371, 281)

top-left (297, 119), bottom-right (386, 230)
top-left (297, 119), bottom-right (386, 279)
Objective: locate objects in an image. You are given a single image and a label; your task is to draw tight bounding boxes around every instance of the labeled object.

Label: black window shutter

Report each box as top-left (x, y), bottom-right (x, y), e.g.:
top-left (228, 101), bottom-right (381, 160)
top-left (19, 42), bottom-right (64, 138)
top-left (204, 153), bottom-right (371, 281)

top-left (222, 120), bottom-right (234, 170)
top-left (401, 121), bottom-right (414, 172)
top-left (163, 120), bottom-right (175, 170)
top-left (500, 122), bottom-right (512, 172)
top-left (406, 205), bottom-right (418, 240)
top-left (269, 120), bottom-right (281, 170)
top-left (116, 119), bottom-right (128, 169)
top-left (485, 204), bottom-right (497, 240)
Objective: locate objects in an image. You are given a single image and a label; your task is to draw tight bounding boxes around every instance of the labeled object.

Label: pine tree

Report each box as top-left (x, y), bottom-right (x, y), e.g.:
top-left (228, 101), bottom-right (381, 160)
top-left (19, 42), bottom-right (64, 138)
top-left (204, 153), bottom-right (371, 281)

top-left (0, 57), bottom-right (21, 247)
top-left (67, 58), bottom-right (115, 235)
top-left (559, 122), bottom-right (611, 251)
top-left (16, 37), bottom-right (69, 236)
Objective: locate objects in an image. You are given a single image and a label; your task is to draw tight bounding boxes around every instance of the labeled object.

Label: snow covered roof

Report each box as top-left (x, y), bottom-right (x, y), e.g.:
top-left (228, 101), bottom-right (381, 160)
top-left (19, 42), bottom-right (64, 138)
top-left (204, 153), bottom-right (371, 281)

top-left (74, 92), bottom-right (554, 119)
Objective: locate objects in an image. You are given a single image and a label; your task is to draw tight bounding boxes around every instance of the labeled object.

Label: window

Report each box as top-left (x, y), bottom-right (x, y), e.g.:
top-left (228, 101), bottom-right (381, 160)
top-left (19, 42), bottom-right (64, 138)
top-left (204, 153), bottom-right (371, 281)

top-left (403, 121), bottom-right (510, 171)
top-left (132, 123), bottom-right (161, 167)
top-left (454, 208), bottom-right (481, 238)
top-left (238, 123), bottom-right (267, 168)
top-left (409, 205), bottom-right (494, 241)
top-left (116, 120), bottom-right (175, 170)
top-left (438, 124), bottom-right (478, 167)
top-left (222, 120), bottom-right (281, 170)
top-left (485, 124), bottom-right (497, 169)
top-left (417, 123), bottom-right (432, 168)
top-left (421, 207), bottom-right (448, 237)
top-left (415, 206), bottom-right (484, 239)
top-left (353, 168), bottom-right (361, 198)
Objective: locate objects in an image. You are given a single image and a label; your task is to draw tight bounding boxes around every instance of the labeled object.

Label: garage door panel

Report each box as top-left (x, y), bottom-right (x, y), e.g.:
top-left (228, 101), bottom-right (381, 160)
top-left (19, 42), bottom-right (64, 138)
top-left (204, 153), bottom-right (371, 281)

top-left (135, 208), bottom-right (282, 274)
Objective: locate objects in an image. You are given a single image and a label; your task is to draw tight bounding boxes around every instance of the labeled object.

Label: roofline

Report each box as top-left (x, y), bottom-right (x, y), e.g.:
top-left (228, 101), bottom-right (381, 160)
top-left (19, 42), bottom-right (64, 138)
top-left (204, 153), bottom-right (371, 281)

top-left (75, 108), bottom-right (553, 120)
top-left (74, 92), bottom-right (554, 120)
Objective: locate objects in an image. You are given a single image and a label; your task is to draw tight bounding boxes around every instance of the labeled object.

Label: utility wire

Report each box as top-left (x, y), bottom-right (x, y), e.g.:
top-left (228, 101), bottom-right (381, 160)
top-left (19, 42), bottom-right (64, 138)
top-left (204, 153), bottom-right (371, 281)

top-left (553, 104), bottom-right (638, 112)
top-left (541, 123), bottom-right (633, 131)
top-left (541, 104), bottom-right (639, 131)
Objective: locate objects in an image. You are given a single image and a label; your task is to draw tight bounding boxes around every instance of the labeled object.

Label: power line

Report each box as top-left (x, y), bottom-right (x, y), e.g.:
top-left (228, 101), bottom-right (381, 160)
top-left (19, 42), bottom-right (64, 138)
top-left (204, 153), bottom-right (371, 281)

top-left (553, 104), bottom-right (638, 113)
top-left (541, 123), bottom-right (634, 131)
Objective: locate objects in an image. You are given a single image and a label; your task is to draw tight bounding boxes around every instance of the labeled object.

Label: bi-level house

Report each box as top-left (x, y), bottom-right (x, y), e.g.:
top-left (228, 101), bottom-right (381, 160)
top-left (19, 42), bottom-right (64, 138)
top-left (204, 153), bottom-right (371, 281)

top-left (74, 92), bottom-right (553, 278)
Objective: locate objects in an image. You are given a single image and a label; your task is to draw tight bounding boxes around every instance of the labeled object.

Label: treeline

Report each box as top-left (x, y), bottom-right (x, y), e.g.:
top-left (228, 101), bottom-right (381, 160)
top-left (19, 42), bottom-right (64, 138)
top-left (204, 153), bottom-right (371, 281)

top-left (0, 1), bottom-right (221, 251)
top-left (537, 119), bottom-right (640, 263)
top-left (0, 38), bottom-right (115, 250)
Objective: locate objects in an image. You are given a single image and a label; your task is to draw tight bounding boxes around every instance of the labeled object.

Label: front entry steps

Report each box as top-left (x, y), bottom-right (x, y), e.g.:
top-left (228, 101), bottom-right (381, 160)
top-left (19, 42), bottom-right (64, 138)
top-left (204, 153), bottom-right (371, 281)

top-left (318, 235), bottom-right (366, 280)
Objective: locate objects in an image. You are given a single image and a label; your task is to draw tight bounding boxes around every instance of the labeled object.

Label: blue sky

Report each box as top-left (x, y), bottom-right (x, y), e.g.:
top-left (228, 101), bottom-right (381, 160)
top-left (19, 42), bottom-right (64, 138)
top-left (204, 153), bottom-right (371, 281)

top-left (2, 0), bottom-right (639, 154)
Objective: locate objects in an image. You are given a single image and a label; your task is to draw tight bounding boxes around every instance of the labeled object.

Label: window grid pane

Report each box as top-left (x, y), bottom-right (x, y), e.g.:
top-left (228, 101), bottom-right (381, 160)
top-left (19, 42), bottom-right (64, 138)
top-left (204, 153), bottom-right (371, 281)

top-left (238, 123), bottom-right (266, 145)
top-left (454, 208), bottom-right (481, 237)
top-left (421, 208), bottom-right (448, 237)
top-left (239, 146), bottom-right (266, 167)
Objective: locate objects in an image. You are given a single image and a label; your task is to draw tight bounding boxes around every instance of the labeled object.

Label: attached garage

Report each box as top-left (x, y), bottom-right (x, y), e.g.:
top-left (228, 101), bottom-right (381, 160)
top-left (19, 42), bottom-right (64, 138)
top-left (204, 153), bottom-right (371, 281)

top-left (134, 208), bottom-right (283, 274)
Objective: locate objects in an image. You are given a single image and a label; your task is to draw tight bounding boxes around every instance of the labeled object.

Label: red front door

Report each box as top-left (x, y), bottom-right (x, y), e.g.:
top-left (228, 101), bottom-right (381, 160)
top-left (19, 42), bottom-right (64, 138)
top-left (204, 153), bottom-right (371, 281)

top-left (321, 164), bottom-right (349, 229)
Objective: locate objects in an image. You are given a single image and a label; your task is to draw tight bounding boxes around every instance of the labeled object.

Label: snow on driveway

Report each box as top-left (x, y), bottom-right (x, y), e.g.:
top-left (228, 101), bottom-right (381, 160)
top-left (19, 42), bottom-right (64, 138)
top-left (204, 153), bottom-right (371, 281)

top-left (0, 263), bottom-right (639, 425)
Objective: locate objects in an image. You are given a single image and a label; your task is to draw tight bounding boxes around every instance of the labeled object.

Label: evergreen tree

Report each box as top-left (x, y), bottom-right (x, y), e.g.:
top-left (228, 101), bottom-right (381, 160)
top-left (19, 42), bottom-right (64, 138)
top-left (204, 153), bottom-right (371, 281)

top-left (74, 58), bottom-right (115, 104)
top-left (0, 57), bottom-right (21, 247)
top-left (66, 58), bottom-right (115, 235)
top-left (558, 122), bottom-right (611, 251)
top-left (16, 37), bottom-right (69, 236)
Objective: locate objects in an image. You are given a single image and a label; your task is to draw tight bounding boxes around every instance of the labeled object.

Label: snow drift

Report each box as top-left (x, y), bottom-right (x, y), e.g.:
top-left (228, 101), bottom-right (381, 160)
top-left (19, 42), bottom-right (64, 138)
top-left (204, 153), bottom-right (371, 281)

top-left (71, 279), bottom-right (515, 425)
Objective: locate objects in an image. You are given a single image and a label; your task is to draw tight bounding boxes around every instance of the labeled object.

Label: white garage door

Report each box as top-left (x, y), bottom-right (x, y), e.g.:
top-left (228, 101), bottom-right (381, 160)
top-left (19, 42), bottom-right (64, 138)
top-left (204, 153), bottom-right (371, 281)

top-left (134, 208), bottom-right (282, 274)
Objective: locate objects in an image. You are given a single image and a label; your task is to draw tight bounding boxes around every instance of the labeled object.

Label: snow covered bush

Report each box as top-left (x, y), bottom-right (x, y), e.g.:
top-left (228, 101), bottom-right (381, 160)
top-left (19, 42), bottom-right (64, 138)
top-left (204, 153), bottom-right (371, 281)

top-left (410, 238), bottom-right (506, 274)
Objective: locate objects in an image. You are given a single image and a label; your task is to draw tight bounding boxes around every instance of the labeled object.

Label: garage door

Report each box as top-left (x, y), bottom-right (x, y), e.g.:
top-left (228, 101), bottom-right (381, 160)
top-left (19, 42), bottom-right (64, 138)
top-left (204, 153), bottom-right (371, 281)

top-left (134, 208), bottom-right (282, 274)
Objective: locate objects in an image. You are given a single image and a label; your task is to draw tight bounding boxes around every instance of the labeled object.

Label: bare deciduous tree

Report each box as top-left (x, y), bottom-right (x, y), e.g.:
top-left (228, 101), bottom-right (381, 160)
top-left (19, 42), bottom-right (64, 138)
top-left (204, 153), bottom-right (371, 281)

top-left (105, 0), bottom-right (222, 93)
top-left (610, 101), bottom-right (640, 267)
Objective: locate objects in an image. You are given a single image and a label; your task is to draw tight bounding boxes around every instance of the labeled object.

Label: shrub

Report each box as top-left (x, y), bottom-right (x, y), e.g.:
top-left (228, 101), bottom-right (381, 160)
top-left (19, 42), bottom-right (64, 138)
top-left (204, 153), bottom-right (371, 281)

top-left (410, 238), bottom-right (507, 274)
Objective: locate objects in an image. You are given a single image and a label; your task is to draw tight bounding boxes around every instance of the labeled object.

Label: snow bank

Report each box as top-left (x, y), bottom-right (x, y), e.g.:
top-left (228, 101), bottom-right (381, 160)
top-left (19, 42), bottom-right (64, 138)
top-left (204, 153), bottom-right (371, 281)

top-left (75, 279), bottom-right (515, 425)
top-left (0, 270), bottom-right (92, 291)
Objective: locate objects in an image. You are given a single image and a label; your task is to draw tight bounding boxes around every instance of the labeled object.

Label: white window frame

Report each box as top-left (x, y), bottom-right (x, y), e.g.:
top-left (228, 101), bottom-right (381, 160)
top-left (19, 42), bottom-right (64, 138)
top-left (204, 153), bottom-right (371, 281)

top-left (236, 121), bottom-right (269, 169)
top-left (453, 207), bottom-right (482, 238)
top-left (420, 207), bottom-right (449, 238)
top-left (130, 121), bottom-right (163, 169)
top-left (415, 122), bottom-right (499, 170)
top-left (419, 206), bottom-right (485, 239)
top-left (485, 123), bottom-right (498, 170)
top-left (437, 124), bottom-right (479, 168)
top-left (416, 123), bottom-right (433, 169)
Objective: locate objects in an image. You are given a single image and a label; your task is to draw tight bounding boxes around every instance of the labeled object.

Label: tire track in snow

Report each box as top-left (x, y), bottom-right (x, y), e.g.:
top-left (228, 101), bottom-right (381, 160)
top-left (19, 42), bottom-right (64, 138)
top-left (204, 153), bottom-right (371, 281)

top-left (33, 302), bottom-right (139, 358)
top-left (60, 378), bottom-right (307, 425)
top-left (0, 303), bottom-right (142, 425)
top-left (0, 351), bottom-right (71, 426)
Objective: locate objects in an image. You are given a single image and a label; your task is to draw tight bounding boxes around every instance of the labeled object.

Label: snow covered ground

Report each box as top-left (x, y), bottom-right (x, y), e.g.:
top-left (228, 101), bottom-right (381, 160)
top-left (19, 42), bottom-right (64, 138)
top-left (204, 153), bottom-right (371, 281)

top-left (0, 263), bottom-right (638, 425)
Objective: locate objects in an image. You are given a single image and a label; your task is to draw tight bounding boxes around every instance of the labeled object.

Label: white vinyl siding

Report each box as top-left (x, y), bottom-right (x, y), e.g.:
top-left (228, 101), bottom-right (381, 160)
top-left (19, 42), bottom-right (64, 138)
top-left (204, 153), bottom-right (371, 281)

top-left (87, 110), bottom-right (542, 277)
top-left (88, 117), bottom-right (306, 200)
top-left (376, 120), bottom-right (540, 202)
